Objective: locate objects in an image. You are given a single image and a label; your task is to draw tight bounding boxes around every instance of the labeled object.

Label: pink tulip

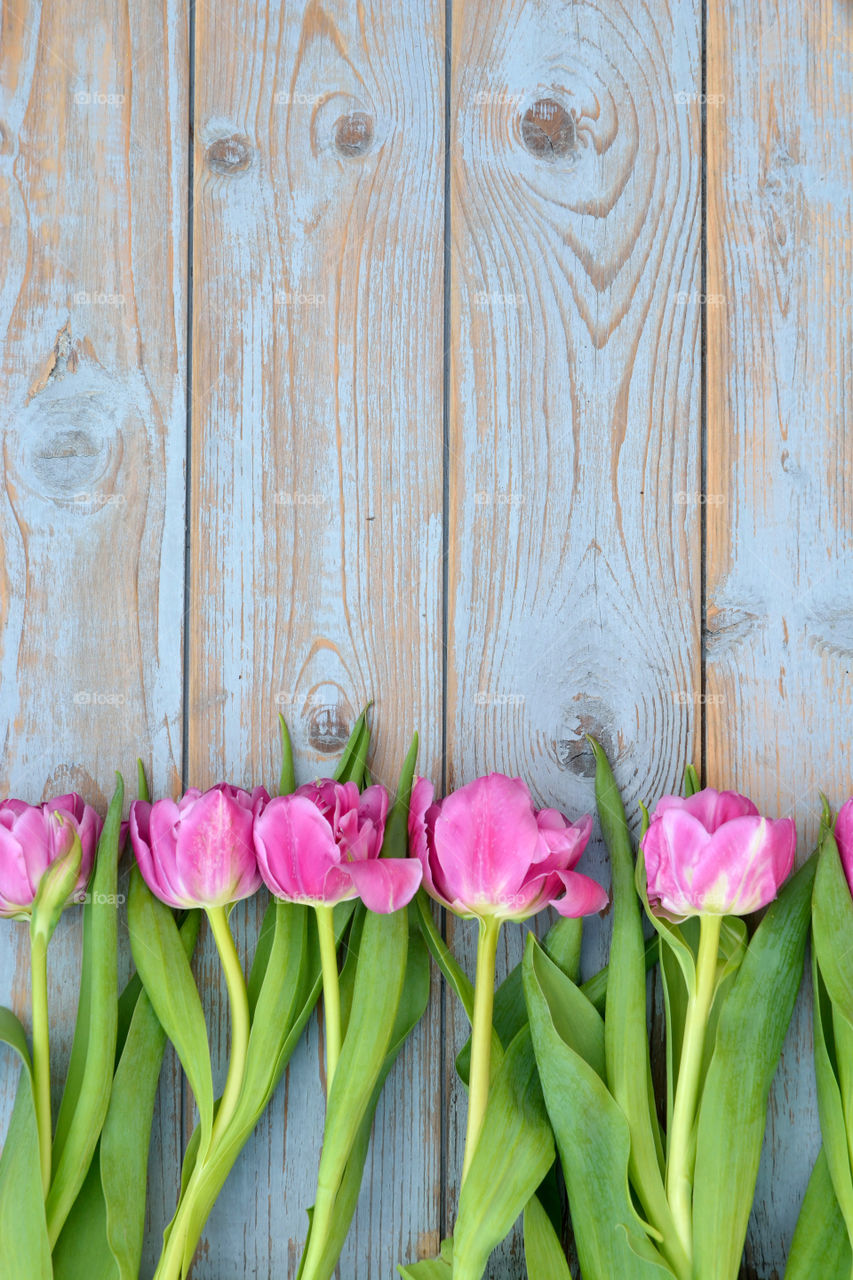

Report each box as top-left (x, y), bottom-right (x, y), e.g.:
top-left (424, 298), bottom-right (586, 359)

top-left (835, 798), bottom-right (853, 897)
top-left (254, 779), bottom-right (422, 913)
top-left (129, 784), bottom-right (267, 909)
top-left (640, 787), bottom-right (796, 919)
top-left (0, 793), bottom-right (102, 918)
top-left (408, 772), bottom-right (607, 921)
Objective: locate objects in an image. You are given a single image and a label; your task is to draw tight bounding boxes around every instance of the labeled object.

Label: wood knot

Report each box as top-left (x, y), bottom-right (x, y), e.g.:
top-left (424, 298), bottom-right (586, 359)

top-left (307, 705), bottom-right (352, 754)
top-left (31, 428), bottom-right (102, 491)
top-left (520, 99), bottom-right (576, 160)
top-left (334, 111), bottom-right (374, 158)
top-left (205, 134), bottom-right (253, 174)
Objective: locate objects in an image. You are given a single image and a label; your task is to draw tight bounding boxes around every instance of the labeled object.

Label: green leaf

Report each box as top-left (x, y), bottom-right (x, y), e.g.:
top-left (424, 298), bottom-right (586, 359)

top-left (523, 1194), bottom-right (572, 1280)
top-left (812, 829), bottom-right (853, 1028)
top-left (692, 855), bottom-right (816, 1280)
top-left (0, 1009), bottom-right (51, 1279)
top-left (785, 1146), bottom-right (853, 1279)
top-left (811, 949), bottom-right (853, 1242)
top-left (589, 738), bottom-right (676, 1263)
top-left (52, 1154), bottom-right (115, 1280)
top-left (136, 759), bottom-right (150, 804)
top-left (683, 765), bottom-right (701, 798)
top-left (380, 733), bottom-right (418, 859)
top-left (333, 706), bottom-right (371, 785)
top-left (523, 937), bottom-right (604, 1077)
top-left (298, 907), bottom-right (410, 1280)
top-left (47, 775), bottom-right (124, 1246)
top-left (102, 912), bottom-right (200, 1278)
top-left (127, 867), bottom-right (214, 1158)
top-left (524, 941), bottom-right (674, 1280)
top-left (278, 713), bottom-right (296, 795)
top-left (579, 935), bottom-right (659, 1015)
top-left (452, 1026), bottom-right (555, 1280)
top-left (297, 916), bottom-right (430, 1280)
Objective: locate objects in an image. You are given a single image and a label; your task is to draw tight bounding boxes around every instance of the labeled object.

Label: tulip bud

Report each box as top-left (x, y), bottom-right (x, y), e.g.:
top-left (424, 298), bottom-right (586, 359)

top-left (640, 787), bottom-right (796, 919)
top-left (408, 772), bottom-right (607, 922)
top-left (0, 793), bottom-right (102, 921)
top-left (30, 819), bottom-right (83, 945)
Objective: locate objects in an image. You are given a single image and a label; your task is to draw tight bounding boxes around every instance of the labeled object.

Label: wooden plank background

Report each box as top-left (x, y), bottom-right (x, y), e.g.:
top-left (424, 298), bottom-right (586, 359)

top-left (0, 0), bottom-right (848, 1275)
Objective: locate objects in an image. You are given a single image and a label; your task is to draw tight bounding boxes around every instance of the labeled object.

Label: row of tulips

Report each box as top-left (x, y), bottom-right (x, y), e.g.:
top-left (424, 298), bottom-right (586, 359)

top-left (0, 714), bottom-right (850, 1279)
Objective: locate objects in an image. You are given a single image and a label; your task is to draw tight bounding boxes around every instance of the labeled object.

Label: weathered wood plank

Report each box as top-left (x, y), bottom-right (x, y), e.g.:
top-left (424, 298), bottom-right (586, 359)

top-left (187, 0), bottom-right (446, 1273)
top-left (705, 0), bottom-right (853, 1270)
top-left (0, 0), bottom-right (189, 1268)
top-left (445, 0), bottom-right (702, 1267)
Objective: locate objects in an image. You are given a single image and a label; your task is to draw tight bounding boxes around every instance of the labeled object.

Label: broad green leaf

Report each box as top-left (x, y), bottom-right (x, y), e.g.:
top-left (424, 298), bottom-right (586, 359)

top-left (0, 1008), bottom-right (51, 1279)
top-left (380, 733), bottom-right (418, 860)
top-left (51, 1153), bottom-right (115, 1280)
top-left (524, 1194), bottom-right (572, 1279)
top-left (813, 830), bottom-right (853, 1027)
top-left (298, 907), bottom-right (409, 1280)
top-left (102, 912), bottom-right (200, 1278)
top-left (523, 937), bottom-right (604, 1077)
top-left (812, 950), bottom-right (853, 1242)
top-left (247, 897), bottom-right (277, 1017)
top-left (683, 764), bottom-right (701, 798)
top-left (453, 1026), bottom-right (555, 1280)
top-left (127, 867), bottom-right (214, 1158)
top-left (579, 935), bottom-right (659, 1015)
top-left (333, 707), bottom-right (371, 785)
top-left (589, 738), bottom-right (676, 1263)
top-left (47, 775), bottom-right (124, 1246)
top-left (524, 942), bottom-right (675, 1280)
top-left (692, 855), bottom-right (816, 1280)
top-left (297, 921), bottom-right (430, 1280)
top-left (785, 1146), bottom-right (853, 1279)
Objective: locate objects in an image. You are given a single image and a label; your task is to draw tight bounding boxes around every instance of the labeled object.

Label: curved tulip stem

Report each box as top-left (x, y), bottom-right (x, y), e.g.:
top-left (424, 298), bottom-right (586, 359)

top-left (29, 929), bottom-right (52, 1194)
top-left (315, 905), bottom-right (341, 1097)
top-left (206, 905), bottom-right (250, 1146)
top-left (461, 914), bottom-right (502, 1186)
top-left (666, 911), bottom-right (722, 1260)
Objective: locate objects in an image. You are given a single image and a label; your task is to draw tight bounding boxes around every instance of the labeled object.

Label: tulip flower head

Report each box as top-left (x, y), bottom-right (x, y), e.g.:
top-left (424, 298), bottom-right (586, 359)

top-left (408, 772), bottom-right (607, 921)
top-left (834, 798), bottom-right (853, 899)
top-left (641, 787), bottom-right (796, 920)
top-left (254, 779), bottom-right (422, 913)
top-left (0, 793), bottom-right (102, 919)
top-left (130, 783), bottom-right (267, 909)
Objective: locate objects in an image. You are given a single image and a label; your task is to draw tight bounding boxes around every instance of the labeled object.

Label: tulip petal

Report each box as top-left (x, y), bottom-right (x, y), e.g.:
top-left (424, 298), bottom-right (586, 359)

top-left (549, 869), bottom-right (610, 918)
top-left (431, 773), bottom-right (540, 909)
top-left (173, 788), bottom-right (259, 906)
top-left (254, 795), bottom-right (341, 901)
top-left (0, 826), bottom-right (34, 914)
top-left (701, 815), bottom-right (796, 914)
top-left (344, 857), bottom-right (423, 913)
top-left (836, 799), bottom-right (853, 897)
top-left (654, 788), bottom-right (759, 833)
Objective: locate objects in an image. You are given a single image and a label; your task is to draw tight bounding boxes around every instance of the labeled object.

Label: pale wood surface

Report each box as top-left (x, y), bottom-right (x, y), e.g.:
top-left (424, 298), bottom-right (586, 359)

top-left (0, 0), bottom-right (845, 1275)
top-left (0, 0), bottom-right (189, 1269)
top-left (187, 0), bottom-right (445, 1273)
top-left (705, 0), bottom-right (853, 1269)
top-left (444, 0), bottom-right (702, 1265)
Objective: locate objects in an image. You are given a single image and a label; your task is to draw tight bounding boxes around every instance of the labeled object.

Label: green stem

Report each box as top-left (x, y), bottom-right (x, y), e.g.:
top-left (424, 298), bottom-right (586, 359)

top-left (315, 905), bottom-right (341, 1098)
top-left (206, 905), bottom-right (250, 1147)
top-left (666, 912), bottom-right (722, 1261)
top-left (460, 915), bottom-right (501, 1186)
top-left (29, 930), bottom-right (51, 1195)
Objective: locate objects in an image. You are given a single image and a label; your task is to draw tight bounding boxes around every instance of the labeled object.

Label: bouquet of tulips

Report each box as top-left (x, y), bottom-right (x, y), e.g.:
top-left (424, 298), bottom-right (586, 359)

top-left (0, 712), bottom-right (842, 1280)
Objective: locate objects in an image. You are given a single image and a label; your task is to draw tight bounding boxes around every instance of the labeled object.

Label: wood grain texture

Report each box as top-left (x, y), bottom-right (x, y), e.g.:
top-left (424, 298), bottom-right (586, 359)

top-left (445, 0), bottom-right (702, 1266)
top-left (706, 0), bottom-right (853, 1270)
top-left (0, 0), bottom-right (189, 1270)
top-left (187, 0), bottom-right (445, 1273)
